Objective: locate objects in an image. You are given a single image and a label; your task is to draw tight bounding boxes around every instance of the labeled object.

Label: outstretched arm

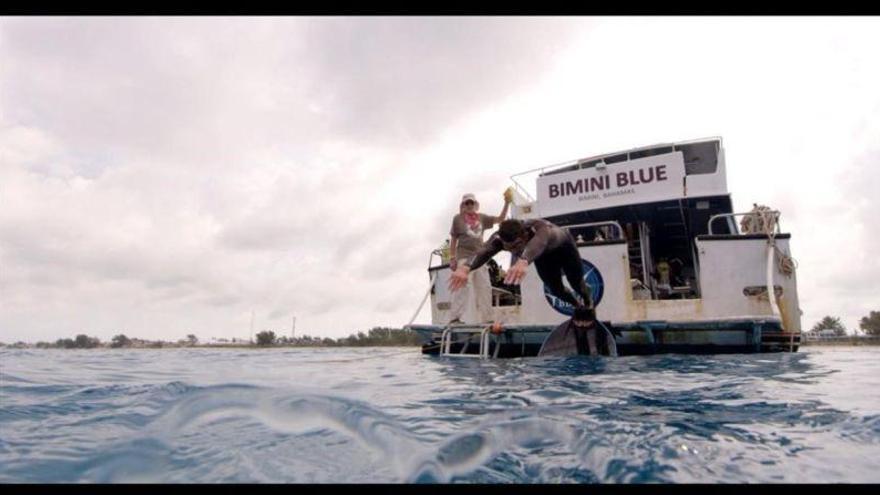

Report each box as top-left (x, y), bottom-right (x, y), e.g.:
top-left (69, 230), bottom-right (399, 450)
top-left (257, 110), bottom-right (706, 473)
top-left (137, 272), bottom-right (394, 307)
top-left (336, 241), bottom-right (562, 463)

top-left (520, 224), bottom-right (551, 264)
top-left (503, 258), bottom-right (530, 285)
top-left (465, 237), bottom-right (503, 272)
top-left (503, 224), bottom-right (551, 285)
top-left (448, 237), bottom-right (502, 292)
top-left (494, 197), bottom-right (511, 224)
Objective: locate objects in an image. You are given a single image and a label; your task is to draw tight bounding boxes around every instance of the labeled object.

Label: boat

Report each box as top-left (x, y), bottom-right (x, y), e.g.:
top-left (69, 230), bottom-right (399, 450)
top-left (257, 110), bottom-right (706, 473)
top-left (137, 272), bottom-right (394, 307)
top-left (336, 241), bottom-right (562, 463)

top-left (407, 137), bottom-right (802, 357)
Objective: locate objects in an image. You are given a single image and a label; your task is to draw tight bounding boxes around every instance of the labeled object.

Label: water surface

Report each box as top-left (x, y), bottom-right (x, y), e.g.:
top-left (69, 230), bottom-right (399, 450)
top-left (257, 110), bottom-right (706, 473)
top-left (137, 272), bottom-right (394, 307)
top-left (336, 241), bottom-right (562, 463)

top-left (1, 347), bottom-right (878, 483)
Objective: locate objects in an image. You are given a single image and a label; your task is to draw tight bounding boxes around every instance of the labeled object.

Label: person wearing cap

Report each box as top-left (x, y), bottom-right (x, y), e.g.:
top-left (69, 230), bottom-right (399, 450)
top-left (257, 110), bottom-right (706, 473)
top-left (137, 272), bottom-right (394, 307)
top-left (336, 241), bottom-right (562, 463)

top-left (447, 191), bottom-right (512, 324)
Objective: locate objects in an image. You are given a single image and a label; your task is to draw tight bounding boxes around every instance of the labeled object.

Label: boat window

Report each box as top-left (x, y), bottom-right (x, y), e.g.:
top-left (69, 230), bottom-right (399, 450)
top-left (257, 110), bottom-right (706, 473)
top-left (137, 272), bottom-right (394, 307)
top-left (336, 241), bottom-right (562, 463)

top-left (629, 146), bottom-right (673, 160)
top-left (604, 153), bottom-right (629, 164)
top-left (577, 159), bottom-right (604, 169)
top-left (675, 141), bottom-right (719, 175)
top-left (541, 164), bottom-right (577, 177)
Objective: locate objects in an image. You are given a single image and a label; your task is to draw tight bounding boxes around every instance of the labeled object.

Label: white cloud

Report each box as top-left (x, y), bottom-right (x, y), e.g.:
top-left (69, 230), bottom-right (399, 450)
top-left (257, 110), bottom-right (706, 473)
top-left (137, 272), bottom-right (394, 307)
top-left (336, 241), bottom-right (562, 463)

top-left (1, 17), bottom-right (878, 342)
top-left (0, 17), bottom-right (584, 342)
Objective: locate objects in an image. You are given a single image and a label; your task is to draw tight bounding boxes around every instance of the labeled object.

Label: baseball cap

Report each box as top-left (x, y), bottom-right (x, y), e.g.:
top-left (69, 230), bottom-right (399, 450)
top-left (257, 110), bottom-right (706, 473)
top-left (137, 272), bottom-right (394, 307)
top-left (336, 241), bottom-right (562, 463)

top-left (460, 193), bottom-right (478, 205)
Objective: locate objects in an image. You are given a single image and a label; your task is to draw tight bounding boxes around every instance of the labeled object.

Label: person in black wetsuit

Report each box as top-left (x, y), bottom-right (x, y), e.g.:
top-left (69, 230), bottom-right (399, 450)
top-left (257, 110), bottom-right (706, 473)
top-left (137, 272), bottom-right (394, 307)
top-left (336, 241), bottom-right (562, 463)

top-left (449, 218), bottom-right (599, 354)
top-left (449, 218), bottom-right (593, 310)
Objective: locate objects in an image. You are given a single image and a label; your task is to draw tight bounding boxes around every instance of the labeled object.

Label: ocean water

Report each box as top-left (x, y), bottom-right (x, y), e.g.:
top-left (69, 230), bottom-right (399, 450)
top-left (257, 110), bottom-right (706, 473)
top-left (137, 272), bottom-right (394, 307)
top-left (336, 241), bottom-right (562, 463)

top-left (1, 346), bottom-right (879, 483)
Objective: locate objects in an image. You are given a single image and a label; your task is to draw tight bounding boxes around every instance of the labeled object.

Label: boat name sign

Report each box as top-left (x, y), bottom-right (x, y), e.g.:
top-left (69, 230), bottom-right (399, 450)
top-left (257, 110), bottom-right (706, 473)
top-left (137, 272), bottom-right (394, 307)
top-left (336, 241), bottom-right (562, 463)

top-left (536, 152), bottom-right (686, 217)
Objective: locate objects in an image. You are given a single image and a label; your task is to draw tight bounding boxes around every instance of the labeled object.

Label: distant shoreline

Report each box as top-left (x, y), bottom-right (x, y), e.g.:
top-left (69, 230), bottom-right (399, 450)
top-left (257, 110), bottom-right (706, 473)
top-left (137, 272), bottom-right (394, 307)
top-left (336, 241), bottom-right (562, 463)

top-left (0, 327), bottom-right (423, 350)
top-left (5, 340), bottom-right (880, 350)
top-left (801, 338), bottom-right (880, 346)
top-left (0, 343), bottom-right (422, 350)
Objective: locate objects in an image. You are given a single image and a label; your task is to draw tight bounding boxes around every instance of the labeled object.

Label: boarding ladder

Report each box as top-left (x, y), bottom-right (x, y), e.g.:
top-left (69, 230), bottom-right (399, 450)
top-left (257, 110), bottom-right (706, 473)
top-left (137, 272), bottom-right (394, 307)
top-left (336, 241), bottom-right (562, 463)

top-left (438, 326), bottom-right (500, 359)
top-left (656, 202), bottom-right (691, 253)
top-left (627, 225), bottom-right (645, 285)
top-left (625, 222), bottom-right (652, 289)
top-left (405, 246), bottom-right (502, 359)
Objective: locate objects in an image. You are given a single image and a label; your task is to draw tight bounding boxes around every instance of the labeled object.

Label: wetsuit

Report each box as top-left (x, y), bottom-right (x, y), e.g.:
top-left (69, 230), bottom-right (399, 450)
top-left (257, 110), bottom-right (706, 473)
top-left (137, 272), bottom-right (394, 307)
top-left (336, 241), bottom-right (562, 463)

top-left (465, 219), bottom-right (593, 308)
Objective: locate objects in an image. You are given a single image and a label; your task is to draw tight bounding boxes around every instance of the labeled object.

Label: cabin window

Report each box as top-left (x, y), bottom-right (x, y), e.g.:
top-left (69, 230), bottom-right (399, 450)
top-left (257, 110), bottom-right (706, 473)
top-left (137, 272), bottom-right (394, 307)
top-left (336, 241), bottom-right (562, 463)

top-left (577, 159), bottom-right (604, 169)
top-left (541, 163), bottom-right (579, 177)
top-left (629, 146), bottom-right (673, 160)
top-left (675, 141), bottom-right (719, 175)
top-left (604, 153), bottom-right (629, 164)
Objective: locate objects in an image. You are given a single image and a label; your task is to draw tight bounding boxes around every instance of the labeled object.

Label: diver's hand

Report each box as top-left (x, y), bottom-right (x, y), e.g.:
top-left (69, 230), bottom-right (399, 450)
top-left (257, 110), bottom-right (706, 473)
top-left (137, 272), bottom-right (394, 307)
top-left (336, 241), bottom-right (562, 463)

top-left (448, 265), bottom-right (471, 291)
top-left (504, 259), bottom-right (529, 285)
top-left (449, 258), bottom-right (457, 271)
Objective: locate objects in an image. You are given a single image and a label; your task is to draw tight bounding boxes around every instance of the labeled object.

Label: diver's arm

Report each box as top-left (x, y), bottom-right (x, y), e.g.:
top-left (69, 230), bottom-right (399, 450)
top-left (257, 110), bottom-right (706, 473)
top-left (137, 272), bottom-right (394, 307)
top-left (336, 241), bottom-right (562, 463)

top-left (464, 237), bottom-right (503, 271)
top-left (504, 258), bottom-right (529, 285)
top-left (449, 237), bottom-right (502, 292)
top-left (519, 224), bottom-right (551, 264)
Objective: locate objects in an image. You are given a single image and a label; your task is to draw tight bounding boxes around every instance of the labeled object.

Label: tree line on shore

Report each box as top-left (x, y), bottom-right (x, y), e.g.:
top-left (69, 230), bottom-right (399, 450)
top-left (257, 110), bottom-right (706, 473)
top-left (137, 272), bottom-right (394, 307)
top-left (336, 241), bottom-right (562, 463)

top-left (0, 327), bottom-right (424, 349)
top-left (4, 311), bottom-right (877, 349)
top-left (252, 327), bottom-right (423, 347)
top-left (807, 310), bottom-right (879, 337)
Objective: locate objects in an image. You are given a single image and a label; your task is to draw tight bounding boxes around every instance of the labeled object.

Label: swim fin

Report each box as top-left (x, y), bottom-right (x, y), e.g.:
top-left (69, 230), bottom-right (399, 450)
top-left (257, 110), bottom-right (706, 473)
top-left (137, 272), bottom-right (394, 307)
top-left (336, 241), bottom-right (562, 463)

top-left (538, 317), bottom-right (618, 357)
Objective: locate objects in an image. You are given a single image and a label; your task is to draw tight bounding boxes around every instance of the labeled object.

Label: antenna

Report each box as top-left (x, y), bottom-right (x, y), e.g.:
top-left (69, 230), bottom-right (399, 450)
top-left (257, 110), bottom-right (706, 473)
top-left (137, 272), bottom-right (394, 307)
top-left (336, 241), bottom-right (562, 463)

top-left (291, 315), bottom-right (296, 339)
top-left (250, 310), bottom-right (255, 343)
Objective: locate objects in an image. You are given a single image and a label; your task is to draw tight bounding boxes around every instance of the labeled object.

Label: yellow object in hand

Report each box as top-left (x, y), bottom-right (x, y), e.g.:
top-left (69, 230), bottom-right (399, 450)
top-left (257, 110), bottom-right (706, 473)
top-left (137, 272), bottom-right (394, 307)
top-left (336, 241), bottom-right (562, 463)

top-left (503, 186), bottom-right (514, 203)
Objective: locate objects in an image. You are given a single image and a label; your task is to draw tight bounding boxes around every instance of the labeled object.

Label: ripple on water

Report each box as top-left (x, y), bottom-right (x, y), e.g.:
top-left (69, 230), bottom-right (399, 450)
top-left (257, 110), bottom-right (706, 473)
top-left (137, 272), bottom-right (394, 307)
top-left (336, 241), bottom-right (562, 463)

top-left (1, 347), bottom-right (880, 482)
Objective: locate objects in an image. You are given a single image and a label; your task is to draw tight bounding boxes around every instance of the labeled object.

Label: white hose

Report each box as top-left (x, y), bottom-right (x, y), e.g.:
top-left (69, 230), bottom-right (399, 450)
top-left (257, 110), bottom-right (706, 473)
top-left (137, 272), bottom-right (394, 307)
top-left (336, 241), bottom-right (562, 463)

top-left (404, 272), bottom-right (437, 329)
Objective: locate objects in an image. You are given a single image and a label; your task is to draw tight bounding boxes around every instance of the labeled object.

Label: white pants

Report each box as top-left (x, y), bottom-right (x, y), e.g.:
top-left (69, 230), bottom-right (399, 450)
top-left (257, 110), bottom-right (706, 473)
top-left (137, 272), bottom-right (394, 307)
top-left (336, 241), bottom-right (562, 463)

top-left (450, 259), bottom-right (492, 323)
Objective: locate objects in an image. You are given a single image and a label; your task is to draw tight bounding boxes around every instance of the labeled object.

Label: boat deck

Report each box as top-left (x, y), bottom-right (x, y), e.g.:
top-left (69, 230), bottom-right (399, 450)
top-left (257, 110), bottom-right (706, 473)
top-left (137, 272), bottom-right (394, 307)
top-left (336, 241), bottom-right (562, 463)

top-left (409, 318), bottom-right (800, 358)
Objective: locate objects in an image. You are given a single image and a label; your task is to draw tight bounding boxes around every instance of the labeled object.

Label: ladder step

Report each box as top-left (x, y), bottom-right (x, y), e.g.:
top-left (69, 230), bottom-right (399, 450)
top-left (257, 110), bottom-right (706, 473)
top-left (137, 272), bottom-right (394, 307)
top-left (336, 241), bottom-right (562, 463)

top-left (440, 327), bottom-right (493, 359)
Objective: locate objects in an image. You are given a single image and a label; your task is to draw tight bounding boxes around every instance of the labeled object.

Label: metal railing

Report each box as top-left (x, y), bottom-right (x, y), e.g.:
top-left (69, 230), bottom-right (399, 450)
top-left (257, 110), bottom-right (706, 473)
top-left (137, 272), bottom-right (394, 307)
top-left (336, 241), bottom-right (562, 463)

top-left (562, 221), bottom-right (625, 241)
top-left (509, 158), bottom-right (582, 202)
top-left (708, 211), bottom-right (781, 236)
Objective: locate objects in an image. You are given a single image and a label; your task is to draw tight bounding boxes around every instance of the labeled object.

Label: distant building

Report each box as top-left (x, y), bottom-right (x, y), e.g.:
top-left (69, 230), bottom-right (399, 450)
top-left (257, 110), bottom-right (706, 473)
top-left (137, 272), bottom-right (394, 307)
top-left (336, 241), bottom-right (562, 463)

top-left (805, 328), bottom-right (842, 341)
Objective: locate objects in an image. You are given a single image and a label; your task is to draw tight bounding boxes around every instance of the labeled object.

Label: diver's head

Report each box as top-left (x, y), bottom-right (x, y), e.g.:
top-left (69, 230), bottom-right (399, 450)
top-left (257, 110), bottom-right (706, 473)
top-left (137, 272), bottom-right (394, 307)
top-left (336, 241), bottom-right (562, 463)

top-left (498, 219), bottom-right (528, 250)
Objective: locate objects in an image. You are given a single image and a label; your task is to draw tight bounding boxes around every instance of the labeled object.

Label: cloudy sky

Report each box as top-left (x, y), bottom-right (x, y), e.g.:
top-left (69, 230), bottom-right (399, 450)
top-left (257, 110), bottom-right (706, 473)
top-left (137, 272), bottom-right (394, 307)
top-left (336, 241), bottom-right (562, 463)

top-left (1, 17), bottom-right (878, 343)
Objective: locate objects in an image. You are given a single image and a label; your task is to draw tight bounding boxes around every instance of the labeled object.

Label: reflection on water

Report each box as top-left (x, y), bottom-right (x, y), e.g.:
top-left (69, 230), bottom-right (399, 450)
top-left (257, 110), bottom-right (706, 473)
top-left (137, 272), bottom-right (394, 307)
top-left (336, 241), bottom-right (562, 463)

top-left (1, 347), bottom-right (879, 483)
